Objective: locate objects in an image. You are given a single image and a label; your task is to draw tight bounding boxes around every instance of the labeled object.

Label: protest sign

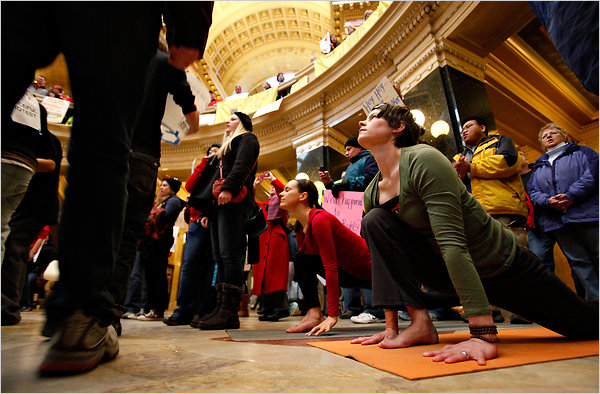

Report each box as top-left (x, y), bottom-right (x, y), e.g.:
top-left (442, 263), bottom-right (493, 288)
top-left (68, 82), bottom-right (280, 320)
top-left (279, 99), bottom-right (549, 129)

top-left (161, 93), bottom-right (190, 145)
top-left (362, 76), bottom-right (405, 115)
top-left (321, 189), bottom-right (364, 236)
top-left (41, 95), bottom-right (70, 124)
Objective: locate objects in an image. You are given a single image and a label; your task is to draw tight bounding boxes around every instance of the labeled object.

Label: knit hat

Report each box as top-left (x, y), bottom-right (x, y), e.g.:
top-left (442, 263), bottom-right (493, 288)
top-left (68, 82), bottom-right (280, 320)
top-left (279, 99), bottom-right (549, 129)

top-left (164, 177), bottom-right (181, 193)
top-left (234, 111), bottom-right (253, 132)
top-left (345, 137), bottom-right (363, 149)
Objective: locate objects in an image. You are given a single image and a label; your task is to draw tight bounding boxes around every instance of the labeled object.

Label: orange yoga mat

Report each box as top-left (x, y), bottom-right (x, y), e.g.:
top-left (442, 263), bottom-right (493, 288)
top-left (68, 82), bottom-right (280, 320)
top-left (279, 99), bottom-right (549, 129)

top-left (308, 327), bottom-right (598, 380)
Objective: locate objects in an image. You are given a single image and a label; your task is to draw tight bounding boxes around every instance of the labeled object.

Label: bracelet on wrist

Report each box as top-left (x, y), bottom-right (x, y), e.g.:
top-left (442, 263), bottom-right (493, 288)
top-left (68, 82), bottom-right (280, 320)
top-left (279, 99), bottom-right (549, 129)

top-left (471, 335), bottom-right (500, 343)
top-left (468, 324), bottom-right (498, 336)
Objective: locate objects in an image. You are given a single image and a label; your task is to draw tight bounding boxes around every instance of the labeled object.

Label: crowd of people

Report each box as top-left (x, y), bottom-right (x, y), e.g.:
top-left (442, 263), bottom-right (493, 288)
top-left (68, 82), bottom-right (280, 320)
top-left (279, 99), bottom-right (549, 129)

top-left (1, 3), bottom-right (596, 378)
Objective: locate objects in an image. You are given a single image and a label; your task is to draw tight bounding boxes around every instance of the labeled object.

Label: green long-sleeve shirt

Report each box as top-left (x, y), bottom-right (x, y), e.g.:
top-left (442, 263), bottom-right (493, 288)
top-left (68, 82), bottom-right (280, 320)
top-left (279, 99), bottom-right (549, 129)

top-left (363, 144), bottom-right (517, 316)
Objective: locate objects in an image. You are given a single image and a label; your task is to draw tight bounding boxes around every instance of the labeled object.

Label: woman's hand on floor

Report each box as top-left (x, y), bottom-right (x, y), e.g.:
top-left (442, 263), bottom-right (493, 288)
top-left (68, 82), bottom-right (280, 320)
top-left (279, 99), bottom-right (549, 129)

top-left (306, 316), bottom-right (338, 336)
top-left (350, 328), bottom-right (399, 345)
top-left (422, 338), bottom-right (498, 365)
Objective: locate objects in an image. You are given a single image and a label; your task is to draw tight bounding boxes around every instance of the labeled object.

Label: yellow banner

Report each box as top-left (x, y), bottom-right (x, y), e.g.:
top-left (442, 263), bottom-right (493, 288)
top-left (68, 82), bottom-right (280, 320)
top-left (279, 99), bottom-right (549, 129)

top-left (290, 75), bottom-right (309, 94)
top-left (314, 1), bottom-right (390, 77)
top-left (214, 87), bottom-right (278, 124)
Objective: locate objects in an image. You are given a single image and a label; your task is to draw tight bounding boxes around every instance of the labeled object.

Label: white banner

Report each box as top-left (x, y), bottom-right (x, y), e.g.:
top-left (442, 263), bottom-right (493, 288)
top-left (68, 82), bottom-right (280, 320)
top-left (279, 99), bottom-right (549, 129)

top-left (11, 91), bottom-right (42, 131)
top-left (161, 94), bottom-right (190, 145)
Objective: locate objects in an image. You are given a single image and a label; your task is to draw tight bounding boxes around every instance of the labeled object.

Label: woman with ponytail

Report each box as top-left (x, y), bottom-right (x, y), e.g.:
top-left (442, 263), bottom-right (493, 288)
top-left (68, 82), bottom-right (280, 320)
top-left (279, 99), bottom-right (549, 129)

top-left (279, 179), bottom-right (372, 335)
top-left (195, 112), bottom-right (260, 330)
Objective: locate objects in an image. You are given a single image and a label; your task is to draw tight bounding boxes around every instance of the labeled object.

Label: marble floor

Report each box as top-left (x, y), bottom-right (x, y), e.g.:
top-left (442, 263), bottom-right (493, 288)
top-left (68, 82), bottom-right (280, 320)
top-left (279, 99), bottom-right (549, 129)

top-left (1, 310), bottom-right (598, 393)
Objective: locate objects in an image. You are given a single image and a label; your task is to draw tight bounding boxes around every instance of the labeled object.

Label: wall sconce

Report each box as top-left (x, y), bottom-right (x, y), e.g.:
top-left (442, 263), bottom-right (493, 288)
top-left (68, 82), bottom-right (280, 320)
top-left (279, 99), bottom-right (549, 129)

top-left (430, 120), bottom-right (450, 138)
top-left (410, 109), bottom-right (425, 127)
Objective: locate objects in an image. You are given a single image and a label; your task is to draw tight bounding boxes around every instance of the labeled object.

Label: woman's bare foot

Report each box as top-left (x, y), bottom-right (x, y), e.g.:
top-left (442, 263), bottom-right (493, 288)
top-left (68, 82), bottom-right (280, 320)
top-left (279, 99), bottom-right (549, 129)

top-left (286, 307), bottom-right (324, 333)
top-left (379, 309), bottom-right (438, 348)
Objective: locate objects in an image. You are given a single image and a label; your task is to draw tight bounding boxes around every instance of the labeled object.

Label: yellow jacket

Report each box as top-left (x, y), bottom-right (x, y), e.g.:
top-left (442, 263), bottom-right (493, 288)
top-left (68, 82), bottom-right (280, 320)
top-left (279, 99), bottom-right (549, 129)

top-left (462, 135), bottom-right (528, 217)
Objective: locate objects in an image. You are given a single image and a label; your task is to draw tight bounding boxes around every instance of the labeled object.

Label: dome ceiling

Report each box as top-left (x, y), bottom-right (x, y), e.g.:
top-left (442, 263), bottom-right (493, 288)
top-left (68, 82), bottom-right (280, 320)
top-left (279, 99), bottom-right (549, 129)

top-left (199, 1), bottom-right (332, 95)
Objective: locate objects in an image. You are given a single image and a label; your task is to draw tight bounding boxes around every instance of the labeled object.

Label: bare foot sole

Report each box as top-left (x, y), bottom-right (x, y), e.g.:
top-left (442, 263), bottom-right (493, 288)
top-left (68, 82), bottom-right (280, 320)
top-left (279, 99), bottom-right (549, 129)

top-left (286, 316), bottom-right (325, 333)
top-left (379, 321), bottom-right (438, 348)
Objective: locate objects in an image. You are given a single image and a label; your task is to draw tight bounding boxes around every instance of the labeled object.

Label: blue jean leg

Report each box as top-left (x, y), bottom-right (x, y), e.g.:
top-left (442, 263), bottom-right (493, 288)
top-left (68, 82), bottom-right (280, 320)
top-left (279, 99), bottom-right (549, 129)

top-left (174, 221), bottom-right (214, 318)
top-left (361, 287), bottom-right (385, 319)
top-left (554, 222), bottom-right (599, 300)
top-left (527, 229), bottom-right (557, 273)
top-left (343, 287), bottom-right (363, 314)
top-left (123, 252), bottom-right (147, 313)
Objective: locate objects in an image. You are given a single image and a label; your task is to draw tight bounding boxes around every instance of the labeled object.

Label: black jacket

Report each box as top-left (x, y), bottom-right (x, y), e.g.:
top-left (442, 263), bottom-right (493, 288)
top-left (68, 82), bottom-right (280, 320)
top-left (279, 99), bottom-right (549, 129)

top-left (189, 132), bottom-right (260, 214)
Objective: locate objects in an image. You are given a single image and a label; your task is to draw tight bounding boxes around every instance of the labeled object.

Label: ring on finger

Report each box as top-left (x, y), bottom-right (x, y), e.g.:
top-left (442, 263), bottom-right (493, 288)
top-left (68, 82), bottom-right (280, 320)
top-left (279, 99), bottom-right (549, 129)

top-left (461, 351), bottom-right (470, 359)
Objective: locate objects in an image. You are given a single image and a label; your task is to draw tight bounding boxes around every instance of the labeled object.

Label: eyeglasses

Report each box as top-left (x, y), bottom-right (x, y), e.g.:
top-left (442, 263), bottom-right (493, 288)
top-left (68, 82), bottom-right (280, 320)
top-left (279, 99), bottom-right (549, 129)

top-left (541, 130), bottom-right (560, 140)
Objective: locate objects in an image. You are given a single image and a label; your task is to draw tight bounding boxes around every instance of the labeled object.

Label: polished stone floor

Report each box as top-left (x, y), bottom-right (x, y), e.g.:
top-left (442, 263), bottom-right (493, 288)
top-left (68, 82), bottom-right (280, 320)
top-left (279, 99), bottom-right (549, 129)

top-left (2, 310), bottom-right (598, 393)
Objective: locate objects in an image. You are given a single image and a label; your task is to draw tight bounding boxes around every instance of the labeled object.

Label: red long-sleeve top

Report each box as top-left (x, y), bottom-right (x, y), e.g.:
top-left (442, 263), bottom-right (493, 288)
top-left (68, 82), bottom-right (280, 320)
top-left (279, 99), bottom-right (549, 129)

top-left (296, 208), bottom-right (372, 317)
top-left (185, 157), bottom-right (210, 222)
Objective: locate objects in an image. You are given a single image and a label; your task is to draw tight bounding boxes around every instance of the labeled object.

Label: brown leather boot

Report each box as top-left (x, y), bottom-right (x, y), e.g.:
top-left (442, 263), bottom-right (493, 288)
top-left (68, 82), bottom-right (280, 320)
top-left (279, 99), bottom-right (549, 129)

top-left (238, 293), bottom-right (250, 317)
top-left (198, 283), bottom-right (242, 330)
top-left (193, 283), bottom-right (224, 328)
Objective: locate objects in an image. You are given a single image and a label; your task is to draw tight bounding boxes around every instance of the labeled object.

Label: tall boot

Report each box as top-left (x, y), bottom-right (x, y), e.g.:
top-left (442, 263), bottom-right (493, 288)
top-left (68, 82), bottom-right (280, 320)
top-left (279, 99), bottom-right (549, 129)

top-left (191, 283), bottom-right (224, 328)
top-left (238, 293), bottom-right (250, 317)
top-left (198, 283), bottom-right (242, 330)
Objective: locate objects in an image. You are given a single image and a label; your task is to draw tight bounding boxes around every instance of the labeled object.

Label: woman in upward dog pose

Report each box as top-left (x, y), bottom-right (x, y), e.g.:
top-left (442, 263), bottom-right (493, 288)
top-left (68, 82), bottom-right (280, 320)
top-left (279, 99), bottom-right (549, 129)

top-left (351, 103), bottom-right (598, 365)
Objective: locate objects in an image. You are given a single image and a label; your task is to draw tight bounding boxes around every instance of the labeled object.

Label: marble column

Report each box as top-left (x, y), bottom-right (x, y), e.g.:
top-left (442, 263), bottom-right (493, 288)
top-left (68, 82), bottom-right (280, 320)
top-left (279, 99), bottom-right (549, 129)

top-left (402, 66), bottom-right (497, 159)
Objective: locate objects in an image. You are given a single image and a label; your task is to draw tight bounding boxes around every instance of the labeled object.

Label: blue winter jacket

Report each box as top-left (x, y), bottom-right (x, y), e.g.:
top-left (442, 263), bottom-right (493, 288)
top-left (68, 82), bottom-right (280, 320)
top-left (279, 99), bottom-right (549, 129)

top-left (527, 142), bottom-right (599, 232)
top-left (337, 150), bottom-right (379, 192)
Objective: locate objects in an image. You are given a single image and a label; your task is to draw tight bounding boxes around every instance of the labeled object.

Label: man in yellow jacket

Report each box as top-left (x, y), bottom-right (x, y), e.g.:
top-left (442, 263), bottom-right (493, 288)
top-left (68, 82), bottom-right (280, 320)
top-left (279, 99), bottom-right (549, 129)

top-left (453, 116), bottom-right (531, 325)
top-left (453, 116), bottom-right (528, 246)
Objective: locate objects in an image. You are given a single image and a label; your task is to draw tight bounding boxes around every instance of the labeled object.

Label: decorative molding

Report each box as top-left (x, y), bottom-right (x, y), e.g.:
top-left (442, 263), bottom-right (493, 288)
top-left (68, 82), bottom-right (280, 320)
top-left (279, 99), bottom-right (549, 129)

top-left (436, 38), bottom-right (486, 80)
top-left (325, 55), bottom-right (393, 106)
top-left (503, 37), bottom-right (598, 119)
top-left (292, 125), bottom-right (347, 156)
top-left (486, 53), bottom-right (583, 133)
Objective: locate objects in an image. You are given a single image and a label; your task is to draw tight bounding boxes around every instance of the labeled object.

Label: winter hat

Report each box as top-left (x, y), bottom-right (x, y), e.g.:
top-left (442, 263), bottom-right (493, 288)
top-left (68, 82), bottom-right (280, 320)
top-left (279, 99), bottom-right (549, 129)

top-left (234, 111), bottom-right (253, 132)
top-left (344, 137), bottom-right (363, 149)
top-left (164, 177), bottom-right (181, 193)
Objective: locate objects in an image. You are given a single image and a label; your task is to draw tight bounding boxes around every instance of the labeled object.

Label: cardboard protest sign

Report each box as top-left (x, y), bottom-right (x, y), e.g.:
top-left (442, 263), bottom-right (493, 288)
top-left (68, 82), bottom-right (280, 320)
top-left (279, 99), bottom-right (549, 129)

top-left (321, 190), bottom-right (364, 235)
top-left (362, 76), bottom-right (405, 115)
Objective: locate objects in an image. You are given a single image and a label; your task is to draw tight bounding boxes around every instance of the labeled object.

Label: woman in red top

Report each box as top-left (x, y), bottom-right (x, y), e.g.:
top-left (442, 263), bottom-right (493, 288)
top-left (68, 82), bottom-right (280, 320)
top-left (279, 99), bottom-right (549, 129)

top-left (252, 171), bottom-right (290, 321)
top-left (279, 179), bottom-right (372, 335)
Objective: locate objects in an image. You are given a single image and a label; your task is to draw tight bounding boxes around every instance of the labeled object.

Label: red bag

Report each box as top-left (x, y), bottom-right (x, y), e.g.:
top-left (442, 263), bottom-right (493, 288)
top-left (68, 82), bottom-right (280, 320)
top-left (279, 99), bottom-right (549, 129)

top-left (212, 159), bottom-right (249, 203)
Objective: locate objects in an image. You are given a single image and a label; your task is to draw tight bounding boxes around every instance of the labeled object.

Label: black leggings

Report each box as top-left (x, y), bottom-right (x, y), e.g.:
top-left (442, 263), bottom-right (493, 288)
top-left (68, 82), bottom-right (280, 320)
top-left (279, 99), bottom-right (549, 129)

top-left (361, 208), bottom-right (598, 339)
top-left (293, 252), bottom-right (372, 313)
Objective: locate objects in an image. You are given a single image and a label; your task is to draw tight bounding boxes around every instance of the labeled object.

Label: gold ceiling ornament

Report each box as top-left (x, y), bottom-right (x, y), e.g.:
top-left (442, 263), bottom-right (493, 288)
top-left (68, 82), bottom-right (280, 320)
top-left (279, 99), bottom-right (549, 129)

top-left (201, 2), bottom-right (331, 94)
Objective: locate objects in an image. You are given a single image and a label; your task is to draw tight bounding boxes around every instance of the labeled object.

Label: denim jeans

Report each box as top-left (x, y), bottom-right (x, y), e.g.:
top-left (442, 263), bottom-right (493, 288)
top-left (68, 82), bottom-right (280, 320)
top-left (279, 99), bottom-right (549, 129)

top-left (554, 222), bottom-right (599, 300)
top-left (342, 287), bottom-right (363, 314)
top-left (211, 202), bottom-right (252, 287)
top-left (173, 221), bottom-right (215, 318)
top-left (527, 228), bottom-right (557, 273)
top-left (123, 252), bottom-right (147, 314)
top-left (1, 163), bottom-right (34, 262)
top-left (360, 288), bottom-right (385, 319)
top-left (528, 227), bottom-right (588, 298)
top-left (4, 4), bottom-right (162, 326)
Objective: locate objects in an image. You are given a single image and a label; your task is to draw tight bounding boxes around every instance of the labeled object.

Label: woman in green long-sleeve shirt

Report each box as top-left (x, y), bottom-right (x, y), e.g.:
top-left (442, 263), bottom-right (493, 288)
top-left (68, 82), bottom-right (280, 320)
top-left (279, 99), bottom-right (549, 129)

top-left (351, 103), bottom-right (597, 365)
